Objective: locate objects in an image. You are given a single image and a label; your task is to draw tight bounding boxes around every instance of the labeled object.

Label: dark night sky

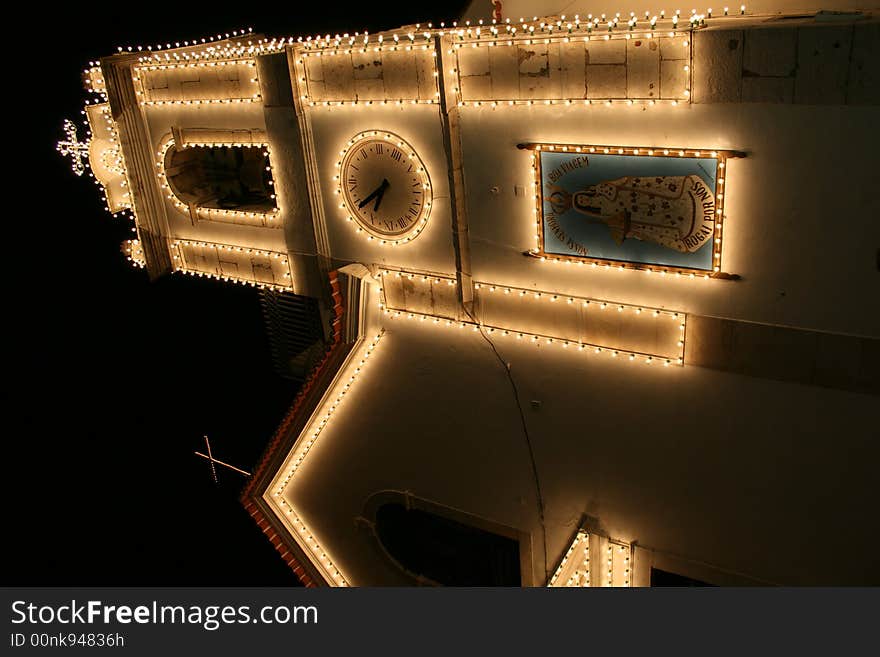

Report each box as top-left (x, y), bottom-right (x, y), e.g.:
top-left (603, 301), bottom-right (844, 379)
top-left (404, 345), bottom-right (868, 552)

top-left (4, 1), bottom-right (470, 585)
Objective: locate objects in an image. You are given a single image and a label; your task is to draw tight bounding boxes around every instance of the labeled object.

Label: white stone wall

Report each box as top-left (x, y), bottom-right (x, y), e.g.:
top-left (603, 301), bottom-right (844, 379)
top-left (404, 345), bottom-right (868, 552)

top-left (454, 35), bottom-right (689, 101)
top-left (306, 104), bottom-right (458, 275)
top-left (301, 47), bottom-right (438, 102)
top-left (135, 60), bottom-right (260, 103)
top-left (283, 317), bottom-right (879, 585)
top-left (454, 101), bottom-right (880, 337)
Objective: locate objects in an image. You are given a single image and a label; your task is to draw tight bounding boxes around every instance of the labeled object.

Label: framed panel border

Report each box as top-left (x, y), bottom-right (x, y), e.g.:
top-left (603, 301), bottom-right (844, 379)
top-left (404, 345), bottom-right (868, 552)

top-left (518, 141), bottom-right (745, 280)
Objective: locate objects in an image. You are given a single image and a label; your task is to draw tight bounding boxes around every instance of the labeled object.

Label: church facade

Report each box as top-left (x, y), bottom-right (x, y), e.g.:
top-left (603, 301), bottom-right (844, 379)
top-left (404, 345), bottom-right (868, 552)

top-left (66, 2), bottom-right (880, 586)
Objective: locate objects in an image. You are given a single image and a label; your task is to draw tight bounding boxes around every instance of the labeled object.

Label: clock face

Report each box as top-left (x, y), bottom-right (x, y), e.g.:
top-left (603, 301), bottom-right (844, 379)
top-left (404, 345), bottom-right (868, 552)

top-left (338, 131), bottom-right (432, 242)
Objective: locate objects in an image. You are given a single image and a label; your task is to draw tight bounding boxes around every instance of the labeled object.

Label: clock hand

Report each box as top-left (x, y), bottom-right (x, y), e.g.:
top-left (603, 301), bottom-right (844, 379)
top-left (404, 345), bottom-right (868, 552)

top-left (357, 179), bottom-right (390, 210)
top-left (357, 188), bottom-right (380, 209)
top-left (373, 179), bottom-right (390, 212)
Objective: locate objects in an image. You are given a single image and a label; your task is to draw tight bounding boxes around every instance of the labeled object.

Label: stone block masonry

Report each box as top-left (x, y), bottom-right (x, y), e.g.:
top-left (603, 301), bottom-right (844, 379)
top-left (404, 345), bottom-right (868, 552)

top-left (694, 21), bottom-right (880, 105)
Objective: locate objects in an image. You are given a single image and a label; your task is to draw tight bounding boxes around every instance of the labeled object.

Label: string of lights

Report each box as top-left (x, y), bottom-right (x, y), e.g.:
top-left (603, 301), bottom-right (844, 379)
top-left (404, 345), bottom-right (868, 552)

top-left (169, 239), bottom-right (293, 291)
top-left (133, 59), bottom-right (260, 106)
top-left (378, 268), bottom-right (687, 364)
top-left (123, 240), bottom-right (147, 269)
top-left (108, 7), bottom-right (752, 65)
top-left (381, 306), bottom-right (684, 366)
top-left (548, 530), bottom-right (591, 587)
top-left (154, 134), bottom-right (281, 228)
top-left (334, 131), bottom-right (433, 244)
top-left (379, 268), bottom-right (687, 367)
top-left (270, 333), bottom-right (385, 586)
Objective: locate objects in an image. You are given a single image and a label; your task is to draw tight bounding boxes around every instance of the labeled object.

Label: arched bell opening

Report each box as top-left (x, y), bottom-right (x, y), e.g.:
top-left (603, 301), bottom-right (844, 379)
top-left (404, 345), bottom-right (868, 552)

top-left (163, 144), bottom-right (276, 213)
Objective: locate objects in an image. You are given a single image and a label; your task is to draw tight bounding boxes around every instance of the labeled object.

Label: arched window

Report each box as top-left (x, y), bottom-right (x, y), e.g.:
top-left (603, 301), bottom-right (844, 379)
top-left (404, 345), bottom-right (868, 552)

top-left (374, 502), bottom-right (522, 586)
top-left (163, 144), bottom-right (276, 213)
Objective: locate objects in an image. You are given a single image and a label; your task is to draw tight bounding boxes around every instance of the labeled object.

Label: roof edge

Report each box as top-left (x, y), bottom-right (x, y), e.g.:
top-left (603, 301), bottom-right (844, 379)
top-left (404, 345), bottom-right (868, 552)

top-left (240, 267), bottom-right (371, 586)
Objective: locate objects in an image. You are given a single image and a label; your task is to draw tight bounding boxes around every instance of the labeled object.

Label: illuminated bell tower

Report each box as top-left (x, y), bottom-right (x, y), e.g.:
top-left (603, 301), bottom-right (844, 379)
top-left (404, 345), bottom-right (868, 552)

top-left (64, 31), bottom-right (330, 313)
top-left (63, 25), bottom-right (464, 365)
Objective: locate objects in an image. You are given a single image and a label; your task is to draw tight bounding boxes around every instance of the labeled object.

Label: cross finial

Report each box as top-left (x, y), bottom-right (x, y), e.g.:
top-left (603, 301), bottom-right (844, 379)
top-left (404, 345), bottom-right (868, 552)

top-left (56, 119), bottom-right (90, 176)
top-left (195, 435), bottom-right (252, 484)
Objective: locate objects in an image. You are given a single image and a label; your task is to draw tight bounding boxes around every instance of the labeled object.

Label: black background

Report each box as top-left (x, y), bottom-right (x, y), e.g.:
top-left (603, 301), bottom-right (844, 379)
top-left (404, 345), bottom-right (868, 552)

top-left (5, 0), bottom-right (470, 585)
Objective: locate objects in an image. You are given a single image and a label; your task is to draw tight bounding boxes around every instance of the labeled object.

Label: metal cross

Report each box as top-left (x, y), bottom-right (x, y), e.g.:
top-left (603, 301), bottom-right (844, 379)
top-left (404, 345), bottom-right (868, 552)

top-left (195, 435), bottom-right (252, 483)
top-left (56, 119), bottom-right (90, 176)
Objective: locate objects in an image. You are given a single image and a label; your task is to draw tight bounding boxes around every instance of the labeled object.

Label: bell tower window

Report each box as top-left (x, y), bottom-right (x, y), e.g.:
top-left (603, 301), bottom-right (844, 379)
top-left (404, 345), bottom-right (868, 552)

top-left (163, 144), bottom-right (276, 213)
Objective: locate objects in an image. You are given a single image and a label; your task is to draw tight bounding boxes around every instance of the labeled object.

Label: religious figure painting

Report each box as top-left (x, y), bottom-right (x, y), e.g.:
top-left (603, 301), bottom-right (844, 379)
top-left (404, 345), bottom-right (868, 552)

top-left (539, 149), bottom-right (721, 271)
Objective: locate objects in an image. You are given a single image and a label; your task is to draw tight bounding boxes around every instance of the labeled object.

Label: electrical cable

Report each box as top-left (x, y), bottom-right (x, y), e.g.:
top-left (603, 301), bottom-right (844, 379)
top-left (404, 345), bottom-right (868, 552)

top-left (461, 303), bottom-right (549, 582)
